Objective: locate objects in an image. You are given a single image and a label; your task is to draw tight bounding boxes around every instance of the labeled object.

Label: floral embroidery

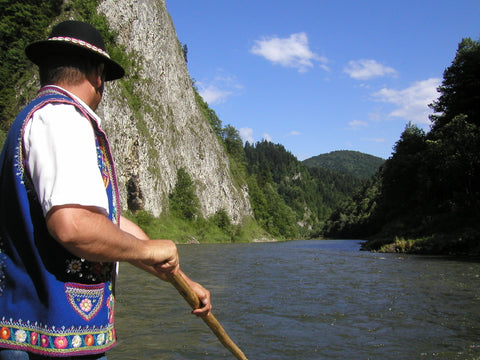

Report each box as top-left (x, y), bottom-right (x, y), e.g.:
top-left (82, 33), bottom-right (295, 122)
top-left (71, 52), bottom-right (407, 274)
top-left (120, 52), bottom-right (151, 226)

top-left (1, 327), bottom-right (10, 340)
top-left (14, 330), bottom-right (27, 343)
top-left (54, 336), bottom-right (68, 349)
top-left (96, 333), bottom-right (105, 346)
top-left (0, 317), bottom-right (115, 355)
top-left (97, 145), bottom-right (111, 189)
top-left (0, 88), bottom-right (118, 357)
top-left (40, 334), bottom-right (49, 348)
top-left (65, 258), bottom-right (114, 283)
top-left (66, 259), bottom-right (82, 274)
top-left (65, 283), bottom-right (104, 321)
top-left (30, 332), bottom-right (38, 346)
top-left (71, 335), bottom-right (82, 348)
top-left (80, 298), bottom-right (92, 312)
top-left (85, 334), bottom-right (94, 346)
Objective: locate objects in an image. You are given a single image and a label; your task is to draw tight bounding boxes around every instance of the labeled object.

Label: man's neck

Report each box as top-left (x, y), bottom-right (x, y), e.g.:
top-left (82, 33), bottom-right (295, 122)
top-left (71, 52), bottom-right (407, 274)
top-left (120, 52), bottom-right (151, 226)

top-left (55, 80), bottom-right (100, 111)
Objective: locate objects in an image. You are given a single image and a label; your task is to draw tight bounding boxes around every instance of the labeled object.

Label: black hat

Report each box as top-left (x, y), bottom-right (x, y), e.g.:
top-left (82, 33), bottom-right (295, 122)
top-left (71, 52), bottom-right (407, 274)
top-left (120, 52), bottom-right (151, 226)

top-left (25, 20), bottom-right (125, 81)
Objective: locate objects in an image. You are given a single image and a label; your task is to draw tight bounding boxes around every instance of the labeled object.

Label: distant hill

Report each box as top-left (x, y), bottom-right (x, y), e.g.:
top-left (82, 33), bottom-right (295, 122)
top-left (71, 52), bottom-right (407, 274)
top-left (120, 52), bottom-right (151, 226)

top-left (303, 150), bottom-right (385, 179)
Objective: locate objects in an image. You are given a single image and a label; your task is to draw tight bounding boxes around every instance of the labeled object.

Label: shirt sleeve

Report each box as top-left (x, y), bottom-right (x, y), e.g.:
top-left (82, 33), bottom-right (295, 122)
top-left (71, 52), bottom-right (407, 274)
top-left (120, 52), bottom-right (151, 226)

top-left (24, 102), bottom-right (109, 216)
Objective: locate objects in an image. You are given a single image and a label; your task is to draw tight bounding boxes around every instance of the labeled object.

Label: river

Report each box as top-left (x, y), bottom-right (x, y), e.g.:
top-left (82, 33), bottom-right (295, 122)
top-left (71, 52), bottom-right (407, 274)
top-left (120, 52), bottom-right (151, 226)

top-left (109, 240), bottom-right (480, 359)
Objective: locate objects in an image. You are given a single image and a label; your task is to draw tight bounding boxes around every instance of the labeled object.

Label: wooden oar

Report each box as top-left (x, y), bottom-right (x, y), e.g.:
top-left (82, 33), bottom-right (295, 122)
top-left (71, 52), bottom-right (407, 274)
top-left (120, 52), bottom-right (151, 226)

top-left (167, 272), bottom-right (248, 360)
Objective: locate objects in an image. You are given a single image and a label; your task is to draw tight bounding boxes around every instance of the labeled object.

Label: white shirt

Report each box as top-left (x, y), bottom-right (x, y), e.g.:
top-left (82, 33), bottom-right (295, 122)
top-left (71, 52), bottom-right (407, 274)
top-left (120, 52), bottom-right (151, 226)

top-left (23, 87), bottom-right (109, 216)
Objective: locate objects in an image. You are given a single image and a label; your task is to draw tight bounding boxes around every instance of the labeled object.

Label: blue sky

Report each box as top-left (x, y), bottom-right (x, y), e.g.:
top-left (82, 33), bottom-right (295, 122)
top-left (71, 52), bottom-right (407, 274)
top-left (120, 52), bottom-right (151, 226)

top-left (166, 1), bottom-right (480, 160)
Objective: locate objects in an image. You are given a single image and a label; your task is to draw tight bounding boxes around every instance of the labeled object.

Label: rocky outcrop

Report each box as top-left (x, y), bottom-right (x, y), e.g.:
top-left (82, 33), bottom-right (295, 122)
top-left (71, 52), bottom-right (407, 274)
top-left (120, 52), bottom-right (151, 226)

top-left (97, 0), bottom-right (252, 223)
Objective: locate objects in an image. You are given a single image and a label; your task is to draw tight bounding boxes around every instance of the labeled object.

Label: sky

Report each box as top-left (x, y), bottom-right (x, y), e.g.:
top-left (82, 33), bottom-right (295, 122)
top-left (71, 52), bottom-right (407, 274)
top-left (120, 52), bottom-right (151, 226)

top-left (166, 1), bottom-right (480, 160)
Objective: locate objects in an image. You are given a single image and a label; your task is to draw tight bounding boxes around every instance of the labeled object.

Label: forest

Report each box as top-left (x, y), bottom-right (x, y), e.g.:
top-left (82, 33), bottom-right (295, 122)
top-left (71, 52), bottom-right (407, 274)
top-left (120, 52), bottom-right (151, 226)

top-left (201, 36), bottom-right (480, 255)
top-left (325, 37), bottom-right (480, 255)
top-left (303, 150), bottom-right (384, 179)
top-left (1, 3), bottom-right (479, 253)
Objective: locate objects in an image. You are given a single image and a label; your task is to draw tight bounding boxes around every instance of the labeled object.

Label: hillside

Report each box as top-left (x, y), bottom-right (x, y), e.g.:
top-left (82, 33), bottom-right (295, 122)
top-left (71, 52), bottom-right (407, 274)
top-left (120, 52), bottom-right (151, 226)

top-left (1, 0), bottom-right (252, 224)
top-left (303, 150), bottom-right (385, 179)
top-left (244, 141), bottom-right (365, 238)
top-left (325, 37), bottom-right (480, 255)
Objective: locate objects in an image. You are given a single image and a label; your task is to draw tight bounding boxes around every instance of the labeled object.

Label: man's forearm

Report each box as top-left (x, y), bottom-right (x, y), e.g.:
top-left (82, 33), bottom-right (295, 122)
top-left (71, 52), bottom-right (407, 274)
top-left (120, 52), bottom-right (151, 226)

top-left (46, 205), bottom-right (169, 264)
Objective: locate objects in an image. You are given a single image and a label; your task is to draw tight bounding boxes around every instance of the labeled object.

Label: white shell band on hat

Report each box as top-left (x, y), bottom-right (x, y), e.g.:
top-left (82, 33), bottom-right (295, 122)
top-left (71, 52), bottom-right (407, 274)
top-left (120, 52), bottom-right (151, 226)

top-left (48, 36), bottom-right (111, 59)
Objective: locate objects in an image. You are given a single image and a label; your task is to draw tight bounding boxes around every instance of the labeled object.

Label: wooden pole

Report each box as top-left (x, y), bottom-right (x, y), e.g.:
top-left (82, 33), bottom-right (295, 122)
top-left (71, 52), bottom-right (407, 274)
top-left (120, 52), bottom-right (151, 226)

top-left (167, 273), bottom-right (249, 360)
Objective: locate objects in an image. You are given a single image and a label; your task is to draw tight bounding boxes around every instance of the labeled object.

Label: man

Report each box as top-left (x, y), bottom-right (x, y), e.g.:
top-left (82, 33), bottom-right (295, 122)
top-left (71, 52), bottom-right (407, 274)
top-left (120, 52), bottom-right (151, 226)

top-left (0, 20), bottom-right (211, 359)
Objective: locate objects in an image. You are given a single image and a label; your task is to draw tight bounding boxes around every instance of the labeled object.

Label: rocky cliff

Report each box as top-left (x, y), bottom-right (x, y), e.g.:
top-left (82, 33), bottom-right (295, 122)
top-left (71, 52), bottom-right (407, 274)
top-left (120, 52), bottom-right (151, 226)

top-left (96, 0), bottom-right (252, 223)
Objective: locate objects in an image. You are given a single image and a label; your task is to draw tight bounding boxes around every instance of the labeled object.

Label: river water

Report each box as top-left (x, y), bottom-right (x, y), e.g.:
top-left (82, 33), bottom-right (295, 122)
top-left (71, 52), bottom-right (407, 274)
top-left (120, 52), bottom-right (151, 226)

top-left (109, 240), bottom-right (480, 359)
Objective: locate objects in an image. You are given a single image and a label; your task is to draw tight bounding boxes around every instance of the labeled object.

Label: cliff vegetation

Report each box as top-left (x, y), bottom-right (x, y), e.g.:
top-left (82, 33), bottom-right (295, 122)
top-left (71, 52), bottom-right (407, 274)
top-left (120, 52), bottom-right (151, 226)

top-left (2, 1), bottom-right (479, 253)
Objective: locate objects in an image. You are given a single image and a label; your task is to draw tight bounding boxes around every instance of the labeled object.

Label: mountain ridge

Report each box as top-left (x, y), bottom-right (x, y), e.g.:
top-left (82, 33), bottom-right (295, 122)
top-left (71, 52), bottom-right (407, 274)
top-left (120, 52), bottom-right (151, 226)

top-left (303, 150), bottom-right (385, 179)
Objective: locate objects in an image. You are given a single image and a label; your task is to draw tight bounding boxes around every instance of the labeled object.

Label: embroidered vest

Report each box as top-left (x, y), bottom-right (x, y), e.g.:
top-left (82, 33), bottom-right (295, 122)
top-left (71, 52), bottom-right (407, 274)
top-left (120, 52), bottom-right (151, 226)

top-left (0, 86), bottom-right (121, 356)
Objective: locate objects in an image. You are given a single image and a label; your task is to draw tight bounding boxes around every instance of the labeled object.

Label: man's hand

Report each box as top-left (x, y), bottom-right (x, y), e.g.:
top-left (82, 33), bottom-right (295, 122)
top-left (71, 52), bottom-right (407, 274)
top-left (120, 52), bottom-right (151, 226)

top-left (141, 239), bottom-right (180, 278)
top-left (186, 276), bottom-right (212, 317)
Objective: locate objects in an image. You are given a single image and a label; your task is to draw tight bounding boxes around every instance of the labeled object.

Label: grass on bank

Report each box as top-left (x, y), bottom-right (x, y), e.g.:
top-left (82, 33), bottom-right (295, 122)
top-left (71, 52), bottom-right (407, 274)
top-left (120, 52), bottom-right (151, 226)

top-left (363, 227), bottom-right (480, 256)
top-left (123, 210), bottom-right (271, 244)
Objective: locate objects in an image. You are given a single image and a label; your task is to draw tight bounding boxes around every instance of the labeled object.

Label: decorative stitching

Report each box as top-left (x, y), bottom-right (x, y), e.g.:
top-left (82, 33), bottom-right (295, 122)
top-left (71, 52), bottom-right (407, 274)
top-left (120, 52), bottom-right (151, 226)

top-left (0, 235), bottom-right (5, 297)
top-left (64, 258), bottom-right (114, 283)
top-left (65, 283), bottom-right (105, 321)
top-left (0, 317), bottom-right (115, 355)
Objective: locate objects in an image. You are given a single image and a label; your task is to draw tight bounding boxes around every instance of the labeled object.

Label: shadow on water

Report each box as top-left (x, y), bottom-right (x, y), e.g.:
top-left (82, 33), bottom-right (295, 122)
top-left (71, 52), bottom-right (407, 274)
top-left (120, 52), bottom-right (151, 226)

top-left (110, 240), bottom-right (480, 360)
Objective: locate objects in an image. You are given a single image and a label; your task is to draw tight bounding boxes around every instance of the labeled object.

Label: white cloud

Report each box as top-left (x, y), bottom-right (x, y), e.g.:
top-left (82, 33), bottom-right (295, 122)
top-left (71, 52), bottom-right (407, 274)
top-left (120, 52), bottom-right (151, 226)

top-left (239, 127), bottom-right (254, 143)
top-left (250, 32), bottom-right (328, 73)
top-left (344, 59), bottom-right (397, 80)
top-left (198, 84), bottom-right (232, 105)
top-left (197, 72), bottom-right (243, 105)
top-left (348, 120), bottom-right (368, 129)
top-left (373, 78), bottom-right (441, 124)
top-left (285, 131), bottom-right (301, 137)
top-left (362, 137), bottom-right (386, 143)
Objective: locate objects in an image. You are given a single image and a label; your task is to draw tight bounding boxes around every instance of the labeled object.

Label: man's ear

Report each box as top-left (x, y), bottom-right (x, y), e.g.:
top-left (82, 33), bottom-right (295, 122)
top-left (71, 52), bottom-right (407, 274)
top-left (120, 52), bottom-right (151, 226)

top-left (92, 63), bottom-right (105, 88)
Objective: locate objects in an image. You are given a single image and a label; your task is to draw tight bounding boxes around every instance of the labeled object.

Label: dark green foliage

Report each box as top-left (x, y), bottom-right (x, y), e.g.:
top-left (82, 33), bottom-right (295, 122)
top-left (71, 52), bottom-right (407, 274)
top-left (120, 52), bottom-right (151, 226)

top-left (0, 0), bottom-right (63, 128)
top-left (244, 140), bottom-right (365, 238)
top-left (221, 125), bottom-right (245, 164)
top-left (328, 37), bottom-right (480, 254)
top-left (194, 87), bottom-right (223, 138)
top-left (181, 43), bottom-right (188, 63)
top-left (303, 150), bottom-right (385, 179)
top-left (429, 38), bottom-right (480, 129)
top-left (323, 173), bottom-right (382, 238)
top-left (0, 0), bottom-right (127, 131)
top-left (210, 209), bottom-right (234, 237)
top-left (3, 2), bottom-right (377, 243)
top-left (169, 168), bottom-right (200, 220)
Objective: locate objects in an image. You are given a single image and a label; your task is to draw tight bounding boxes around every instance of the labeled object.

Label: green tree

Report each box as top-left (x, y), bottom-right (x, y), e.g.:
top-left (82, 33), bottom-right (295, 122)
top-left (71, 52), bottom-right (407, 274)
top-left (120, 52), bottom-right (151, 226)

top-left (169, 168), bottom-right (200, 220)
top-left (379, 122), bottom-right (427, 217)
top-left (426, 115), bottom-right (480, 212)
top-left (222, 125), bottom-right (245, 162)
top-left (332, 37), bottom-right (480, 253)
top-left (0, 1), bottom-right (63, 127)
top-left (430, 38), bottom-right (480, 129)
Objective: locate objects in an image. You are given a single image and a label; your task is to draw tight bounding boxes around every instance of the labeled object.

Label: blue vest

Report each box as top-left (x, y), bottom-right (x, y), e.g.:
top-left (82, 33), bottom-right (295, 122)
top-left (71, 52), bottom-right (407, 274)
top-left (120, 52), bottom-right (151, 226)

top-left (0, 86), bottom-right (121, 356)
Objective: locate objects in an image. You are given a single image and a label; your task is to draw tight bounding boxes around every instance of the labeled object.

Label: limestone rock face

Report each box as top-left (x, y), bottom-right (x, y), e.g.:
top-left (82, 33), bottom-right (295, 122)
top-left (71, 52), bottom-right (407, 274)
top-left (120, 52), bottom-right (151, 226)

top-left (97, 0), bottom-right (251, 223)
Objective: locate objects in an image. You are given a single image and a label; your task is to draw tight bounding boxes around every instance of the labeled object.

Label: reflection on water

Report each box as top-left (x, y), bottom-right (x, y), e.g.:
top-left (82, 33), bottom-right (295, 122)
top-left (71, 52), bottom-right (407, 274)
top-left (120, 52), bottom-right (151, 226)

top-left (109, 240), bottom-right (480, 359)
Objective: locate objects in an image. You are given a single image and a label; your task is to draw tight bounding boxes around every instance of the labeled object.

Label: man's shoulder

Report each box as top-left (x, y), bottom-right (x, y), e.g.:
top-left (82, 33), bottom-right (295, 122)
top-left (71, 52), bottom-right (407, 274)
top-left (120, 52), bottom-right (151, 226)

top-left (32, 101), bottom-right (86, 123)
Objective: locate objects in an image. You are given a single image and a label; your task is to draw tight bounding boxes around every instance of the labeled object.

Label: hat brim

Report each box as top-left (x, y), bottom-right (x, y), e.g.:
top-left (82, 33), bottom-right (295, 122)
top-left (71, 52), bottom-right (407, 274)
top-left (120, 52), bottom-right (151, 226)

top-left (25, 40), bottom-right (125, 81)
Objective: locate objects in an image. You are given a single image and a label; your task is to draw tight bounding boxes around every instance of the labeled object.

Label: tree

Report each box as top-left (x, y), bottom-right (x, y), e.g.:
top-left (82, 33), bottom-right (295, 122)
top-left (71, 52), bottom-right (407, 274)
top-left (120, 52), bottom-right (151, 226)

top-left (0, 1), bottom-right (63, 127)
top-left (169, 168), bottom-right (200, 220)
top-left (373, 123), bottom-right (427, 218)
top-left (430, 38), bottom-right (480, 129)
top-left (222, 125), bottom-right (244, 162)
top-left (181, 43), bottom-right (188, 63)
top-left (427, 37), bottom-right (480, 215)
top-left (426, 115), bottom-right (480, 212)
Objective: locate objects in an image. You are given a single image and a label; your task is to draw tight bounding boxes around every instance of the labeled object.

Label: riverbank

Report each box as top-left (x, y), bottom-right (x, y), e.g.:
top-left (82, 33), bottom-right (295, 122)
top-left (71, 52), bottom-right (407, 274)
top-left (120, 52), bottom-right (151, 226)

top-left (362, 228), bottom-right (480, 256)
